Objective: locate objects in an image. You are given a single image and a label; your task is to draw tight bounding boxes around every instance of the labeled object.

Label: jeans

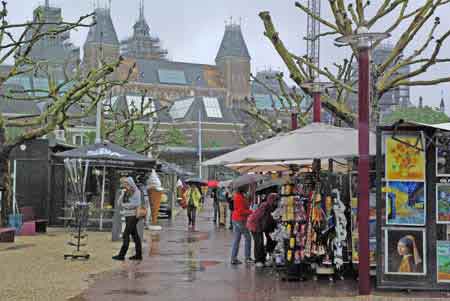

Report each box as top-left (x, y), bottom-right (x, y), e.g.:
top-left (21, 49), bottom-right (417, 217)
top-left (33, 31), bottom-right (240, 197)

top-left (265, 232), bottom-right (276, 255)
top-left (252, 231), bottom-right (266, 263)
top-left (231, 221), bottom-right (251, 260)
top-left (219, 202), bottom-right (228, 225)
top-left (187, 205), bottom-right (197, 226)
top-left (213, 201), bottom-right (219, 223)
top-left (118, 216), bottom-right (142, 258)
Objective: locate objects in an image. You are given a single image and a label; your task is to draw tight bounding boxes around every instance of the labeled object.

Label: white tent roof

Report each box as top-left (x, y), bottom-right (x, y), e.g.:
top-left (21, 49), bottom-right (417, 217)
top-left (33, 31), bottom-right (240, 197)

top-left (203, 122), bottom-right (376, 166)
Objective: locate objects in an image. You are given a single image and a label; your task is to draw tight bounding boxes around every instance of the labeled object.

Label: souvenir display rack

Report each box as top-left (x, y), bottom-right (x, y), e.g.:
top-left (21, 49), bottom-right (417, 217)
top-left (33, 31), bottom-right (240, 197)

top-left (270, 170), bottom-right (350, 282)
top-left (376, 122), bottom-right (450, 290)
top-left (64, 202), bottom-right (90, 260)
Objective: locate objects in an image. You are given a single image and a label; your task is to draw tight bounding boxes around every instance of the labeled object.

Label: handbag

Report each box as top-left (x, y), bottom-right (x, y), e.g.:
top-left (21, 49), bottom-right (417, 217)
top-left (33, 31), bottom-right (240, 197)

top-left (136, 187), bottom-right (148, 219)
top-left (136, 206), bottom-right (148, 219)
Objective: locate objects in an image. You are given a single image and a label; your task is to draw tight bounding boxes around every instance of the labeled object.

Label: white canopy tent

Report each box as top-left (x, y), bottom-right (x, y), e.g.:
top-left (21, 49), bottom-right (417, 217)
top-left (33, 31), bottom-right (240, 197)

top-left (225, 159), bottom-right (349, 174)
top-left (203, 123), bottom-right (377, 170)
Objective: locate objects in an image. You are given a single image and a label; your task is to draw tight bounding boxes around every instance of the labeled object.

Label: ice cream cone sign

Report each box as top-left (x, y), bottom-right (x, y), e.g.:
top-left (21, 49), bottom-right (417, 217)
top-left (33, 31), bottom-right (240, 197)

top-left (147, 169), bottom-right (163, 225)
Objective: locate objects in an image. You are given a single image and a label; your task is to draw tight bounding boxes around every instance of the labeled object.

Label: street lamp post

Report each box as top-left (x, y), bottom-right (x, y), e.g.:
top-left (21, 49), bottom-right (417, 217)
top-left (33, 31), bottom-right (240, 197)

top-left (291, 106), bottom-right (298, 130)
top-left (300, 82), bottom-right (333, 123)
top-left (336, 27), bottom-right (390, 295)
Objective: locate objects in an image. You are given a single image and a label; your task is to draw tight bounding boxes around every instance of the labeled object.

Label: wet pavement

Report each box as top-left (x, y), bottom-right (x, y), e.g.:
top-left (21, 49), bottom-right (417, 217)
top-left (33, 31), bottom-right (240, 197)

top-left (74, 204), bottom-right (450, 301)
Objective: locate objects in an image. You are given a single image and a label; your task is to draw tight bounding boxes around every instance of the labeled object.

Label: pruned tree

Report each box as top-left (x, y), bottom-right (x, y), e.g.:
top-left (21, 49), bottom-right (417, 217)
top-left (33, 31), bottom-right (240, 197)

top-left (0, 1), bottom-right (132, 224)
top-left (103, 92), bottom-right (168, 155)
top-left (258, 0), bottom-right (450, 126)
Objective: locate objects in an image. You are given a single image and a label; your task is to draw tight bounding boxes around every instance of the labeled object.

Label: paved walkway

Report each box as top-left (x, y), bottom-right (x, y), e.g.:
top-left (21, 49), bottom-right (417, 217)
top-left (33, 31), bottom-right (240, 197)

top-left (74, 204), bottom-right (450, 301)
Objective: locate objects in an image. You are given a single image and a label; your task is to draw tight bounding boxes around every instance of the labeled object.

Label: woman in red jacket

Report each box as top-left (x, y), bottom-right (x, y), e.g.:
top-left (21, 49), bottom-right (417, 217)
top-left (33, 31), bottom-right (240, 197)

top-left (230, 185), bottom-right (253, 265)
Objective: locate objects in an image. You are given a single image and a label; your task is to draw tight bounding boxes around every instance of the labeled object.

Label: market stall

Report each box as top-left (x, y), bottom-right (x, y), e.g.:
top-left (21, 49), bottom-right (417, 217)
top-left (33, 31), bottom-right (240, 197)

top-left (204, 122), bottom-right (377, 281)
top-left (376, 121), bottom-right (450, 290)
top-left (53, 141), bottom-right (156, 230)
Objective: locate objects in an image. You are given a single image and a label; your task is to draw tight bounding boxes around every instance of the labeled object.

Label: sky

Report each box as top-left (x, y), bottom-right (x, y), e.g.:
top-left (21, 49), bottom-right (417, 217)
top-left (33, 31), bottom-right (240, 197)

top-left (5, 0), bottom-right (450, 114)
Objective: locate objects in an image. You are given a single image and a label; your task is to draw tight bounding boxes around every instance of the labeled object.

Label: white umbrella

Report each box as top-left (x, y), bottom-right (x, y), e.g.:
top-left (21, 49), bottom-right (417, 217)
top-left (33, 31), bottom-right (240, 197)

top-left (203, 123), bottom-right (376, 166)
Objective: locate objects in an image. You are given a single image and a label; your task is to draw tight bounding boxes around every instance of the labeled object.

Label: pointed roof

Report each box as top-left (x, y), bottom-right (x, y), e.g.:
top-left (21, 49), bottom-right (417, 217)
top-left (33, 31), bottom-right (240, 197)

top-left (215, 24), bottom-right (250, 61)
top-left (134, 0), bottom-right (150, 36)
top-left (120, 1), bottom-right (168, 60)
top-left (85, 8), bottom-right (119, 46)
top-left (440, 97), bottom-right (445, 109)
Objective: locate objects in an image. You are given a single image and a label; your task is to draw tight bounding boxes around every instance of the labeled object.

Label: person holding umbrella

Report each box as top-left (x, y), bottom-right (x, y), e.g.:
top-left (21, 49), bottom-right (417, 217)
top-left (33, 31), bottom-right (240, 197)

top-left (184, 182), bottom-right (202, 229)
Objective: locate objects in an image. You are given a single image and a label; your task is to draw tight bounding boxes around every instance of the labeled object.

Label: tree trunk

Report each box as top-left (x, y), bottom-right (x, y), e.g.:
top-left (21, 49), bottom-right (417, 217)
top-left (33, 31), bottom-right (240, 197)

top-left (0, 156), bottom-right (11, 226)
top-left (0, 124), bottom-right (12, 226)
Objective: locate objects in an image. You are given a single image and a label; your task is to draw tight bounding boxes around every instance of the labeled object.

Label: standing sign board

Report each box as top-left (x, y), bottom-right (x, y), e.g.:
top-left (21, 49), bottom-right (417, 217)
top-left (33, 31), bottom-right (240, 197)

top-left (377, 122), bottom-right (450, 290)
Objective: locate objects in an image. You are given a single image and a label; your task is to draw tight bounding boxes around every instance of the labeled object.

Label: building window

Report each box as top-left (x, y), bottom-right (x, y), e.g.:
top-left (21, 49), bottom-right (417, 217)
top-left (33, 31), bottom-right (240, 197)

top-left (73, 134), bottom-right (84, 146)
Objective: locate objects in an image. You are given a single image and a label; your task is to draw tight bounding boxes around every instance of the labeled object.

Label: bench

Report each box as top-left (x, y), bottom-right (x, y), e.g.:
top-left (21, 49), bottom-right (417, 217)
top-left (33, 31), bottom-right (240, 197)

top-left (20, 206), bottom-right (48, 234)
top-left (0, 228), bottom-right (15, 243)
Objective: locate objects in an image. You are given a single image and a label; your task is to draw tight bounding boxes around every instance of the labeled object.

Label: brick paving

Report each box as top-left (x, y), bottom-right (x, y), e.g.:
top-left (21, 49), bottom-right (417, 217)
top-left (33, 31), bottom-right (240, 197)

top-left (74, 204), bottom-right (450, 301)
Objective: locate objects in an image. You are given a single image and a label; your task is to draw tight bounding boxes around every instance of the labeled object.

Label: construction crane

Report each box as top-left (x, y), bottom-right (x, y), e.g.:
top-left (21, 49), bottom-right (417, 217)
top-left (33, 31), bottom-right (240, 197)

top-left (306, 0), bottom-right (321, 81)
top-left (306, 0), bottom-right (322, 123)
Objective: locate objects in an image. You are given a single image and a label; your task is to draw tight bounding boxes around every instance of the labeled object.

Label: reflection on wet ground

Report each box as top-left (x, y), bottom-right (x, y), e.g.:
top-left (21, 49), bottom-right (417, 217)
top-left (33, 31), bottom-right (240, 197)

top-left (0, 243), bottom-right (36, 252)
top-left (74, 204), bottom-right (450, 301)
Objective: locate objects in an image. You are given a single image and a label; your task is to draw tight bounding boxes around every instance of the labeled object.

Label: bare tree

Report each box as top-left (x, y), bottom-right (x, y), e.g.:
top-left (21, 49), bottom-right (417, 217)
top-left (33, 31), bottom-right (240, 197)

top-left (258, 0), bottom-right (450, 125)
top-left (103, 92), bottom-right (169, 155)
top-left (0, 2), bottom-right (132, 224)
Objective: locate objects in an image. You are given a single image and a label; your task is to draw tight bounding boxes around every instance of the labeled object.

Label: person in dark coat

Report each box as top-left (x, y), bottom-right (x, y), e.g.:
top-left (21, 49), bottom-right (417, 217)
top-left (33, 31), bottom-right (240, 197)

top-left (226, 189), bottom-right (234, 230)
top-left (113, 177), bottom-right (143, 261)
top-left (246, 193), bottom-right (278, 267)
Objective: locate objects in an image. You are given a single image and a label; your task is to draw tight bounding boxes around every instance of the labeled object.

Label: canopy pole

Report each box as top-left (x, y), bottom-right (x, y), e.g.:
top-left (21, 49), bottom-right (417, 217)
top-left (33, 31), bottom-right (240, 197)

top-left (198, 110), bottom-right (202, 178)
top-left (100, 166), bottom-right (106, 231)
top-left (12, 160), bottom-right (17, 215)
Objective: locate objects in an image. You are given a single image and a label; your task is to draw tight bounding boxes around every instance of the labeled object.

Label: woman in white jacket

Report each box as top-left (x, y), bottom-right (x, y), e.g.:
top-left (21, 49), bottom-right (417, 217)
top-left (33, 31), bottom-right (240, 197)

top-left (112, 177), bottom-right (143, 261)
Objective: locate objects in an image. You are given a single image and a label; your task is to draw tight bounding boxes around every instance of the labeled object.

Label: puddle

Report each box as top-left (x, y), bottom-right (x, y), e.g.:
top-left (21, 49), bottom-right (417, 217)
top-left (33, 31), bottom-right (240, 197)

top-left (168, 232), bottom-right (210, 244)
top-left (157, 251), bottom-right (186, 256)
top-left (105, 289), bottom-right (149, 296)
top-left (0, 243), bottom-right (36, 252)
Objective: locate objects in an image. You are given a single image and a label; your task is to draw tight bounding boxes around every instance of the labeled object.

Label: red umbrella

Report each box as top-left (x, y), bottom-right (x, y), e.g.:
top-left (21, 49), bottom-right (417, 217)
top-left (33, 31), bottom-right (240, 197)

top-left (207, 180), bottom-right (219, 188)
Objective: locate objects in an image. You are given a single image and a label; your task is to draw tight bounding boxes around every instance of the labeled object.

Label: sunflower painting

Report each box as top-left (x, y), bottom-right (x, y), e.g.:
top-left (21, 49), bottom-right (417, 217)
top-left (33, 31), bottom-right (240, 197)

top-left (385, 135), bottom-right (426, 181)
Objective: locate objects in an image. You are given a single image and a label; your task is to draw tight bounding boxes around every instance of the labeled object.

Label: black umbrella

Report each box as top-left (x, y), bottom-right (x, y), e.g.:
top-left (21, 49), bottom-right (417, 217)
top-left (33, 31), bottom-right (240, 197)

top-left (185, 178), bottom-right (208, 186)
top-left (231, 174), bottom-right (267, 189)
top-left (256, 181), bottom-right (281, 192)
top-left (53, 141), bottom-right (155, 169)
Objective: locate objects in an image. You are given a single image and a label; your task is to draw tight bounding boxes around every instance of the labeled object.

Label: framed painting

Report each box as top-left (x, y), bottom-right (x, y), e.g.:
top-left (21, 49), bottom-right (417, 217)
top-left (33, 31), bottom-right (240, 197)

top-left (436, 134), bottom-right (450, 177)
top-left (385, 181), bottom-right (426, 225)
top-left (385, 227), bottom-right (426, 276)
top-left (437, 184), bottom-right (450, 224)
top-left (385, 134), bottom-right (425, 181)
top-left (437, 241), bottom-right (450, 283)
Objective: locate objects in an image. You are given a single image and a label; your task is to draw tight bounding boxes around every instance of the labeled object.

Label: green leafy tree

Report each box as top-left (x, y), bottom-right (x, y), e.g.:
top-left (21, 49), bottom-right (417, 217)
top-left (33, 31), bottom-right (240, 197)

top-left (165, 127), bottom-right (187, 146)
top-left (382, 106), bottom-right (450, 125)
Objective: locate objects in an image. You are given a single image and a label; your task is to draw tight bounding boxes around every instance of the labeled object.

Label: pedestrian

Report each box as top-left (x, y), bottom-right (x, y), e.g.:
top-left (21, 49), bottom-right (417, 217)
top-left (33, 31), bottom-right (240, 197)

top-left (226, 188), bottom-right (234, 230)
top-left (185, 183), bottom-right (202, 229)
top-left (212, 187), bottom-right (219, 224)
top-left (112, 177), bottom-right (143, 261)
top-left (246, 193), bottom-right (279, 268)
top-left (230, 185), bottom-right (253, 265)
top-left (218, 187), bottom-right (228, 226)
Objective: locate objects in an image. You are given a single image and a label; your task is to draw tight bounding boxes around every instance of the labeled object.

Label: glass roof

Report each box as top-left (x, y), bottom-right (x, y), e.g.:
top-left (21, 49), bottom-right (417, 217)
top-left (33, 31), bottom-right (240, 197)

top-left (5, 76), bottom-right (32, 91)
top-left (169, 97), bottom-right (194, 119)
top-left (126, 95), bottom-right (155, 115)
top-left (203, 97), bottom-right (223, 118)
top-left (253, 94), bottom-right (282, 110)
top-left (158, 69), bottom-right (187, 85)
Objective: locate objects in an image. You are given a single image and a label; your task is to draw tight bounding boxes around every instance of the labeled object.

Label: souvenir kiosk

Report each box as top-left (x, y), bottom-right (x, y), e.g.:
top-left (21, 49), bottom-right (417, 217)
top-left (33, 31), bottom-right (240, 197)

top-left (205, 123), bottom-right (377, 282)
top-left (376, 121), bottom-right (450, 290)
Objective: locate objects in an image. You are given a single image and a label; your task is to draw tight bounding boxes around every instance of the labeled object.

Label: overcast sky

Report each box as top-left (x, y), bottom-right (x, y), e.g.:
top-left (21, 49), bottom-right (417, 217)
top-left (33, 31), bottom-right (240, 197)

top-left (6, 0), bottom-right (450, 113)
